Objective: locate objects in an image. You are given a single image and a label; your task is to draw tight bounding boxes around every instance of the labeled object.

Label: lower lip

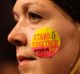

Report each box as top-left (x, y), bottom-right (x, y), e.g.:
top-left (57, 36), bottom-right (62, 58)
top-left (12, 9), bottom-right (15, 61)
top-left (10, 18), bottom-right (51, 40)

top-left (19, 60), bottom-right (32, 66)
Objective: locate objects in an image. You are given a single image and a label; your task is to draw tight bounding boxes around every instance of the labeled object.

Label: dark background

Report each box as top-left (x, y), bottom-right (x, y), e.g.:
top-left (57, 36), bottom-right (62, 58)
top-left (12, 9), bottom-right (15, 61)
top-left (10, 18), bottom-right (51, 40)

top-left (0, 0), bottom-right (17, 62)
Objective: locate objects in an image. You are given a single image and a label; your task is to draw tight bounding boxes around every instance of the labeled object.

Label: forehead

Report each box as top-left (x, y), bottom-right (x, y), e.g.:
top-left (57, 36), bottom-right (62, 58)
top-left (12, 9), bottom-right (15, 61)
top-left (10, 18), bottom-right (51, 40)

top-left (15, 0), bottom-right (51, 4)
top-left (13, 0), bottom-right (57, 10)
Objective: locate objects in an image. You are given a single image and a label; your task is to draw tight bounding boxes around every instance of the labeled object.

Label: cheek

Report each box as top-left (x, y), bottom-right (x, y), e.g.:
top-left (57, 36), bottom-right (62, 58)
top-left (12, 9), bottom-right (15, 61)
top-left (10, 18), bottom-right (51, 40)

top-left (23, 28), bottom-right (35, 45)
top-left (38, 37), bottom-right (79, 74)
top-left (52, 19), bottom-right (76, 48)
top-left (44, 20), bottom-right (79, 71)
top-left (30, 26), bottom-right (61, 58)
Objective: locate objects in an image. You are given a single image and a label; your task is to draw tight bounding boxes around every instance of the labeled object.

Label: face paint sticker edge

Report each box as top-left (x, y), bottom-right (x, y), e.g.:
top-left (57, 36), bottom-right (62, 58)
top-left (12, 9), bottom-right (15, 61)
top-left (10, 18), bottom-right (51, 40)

top-left (31, 26), bottom-right (61, 58)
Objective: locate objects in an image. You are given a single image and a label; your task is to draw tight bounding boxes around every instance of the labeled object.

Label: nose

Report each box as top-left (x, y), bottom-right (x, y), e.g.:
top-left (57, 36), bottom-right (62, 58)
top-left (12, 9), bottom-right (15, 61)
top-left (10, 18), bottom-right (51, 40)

top-left (8, 27), bottom-right (27, 46)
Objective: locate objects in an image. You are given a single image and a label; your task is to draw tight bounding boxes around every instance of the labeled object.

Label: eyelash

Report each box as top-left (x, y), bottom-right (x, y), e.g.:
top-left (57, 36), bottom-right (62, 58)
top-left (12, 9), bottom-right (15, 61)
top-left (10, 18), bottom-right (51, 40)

top-left (27, 12), bottom-right (43, 23)
top-left (13, 14), bottom-right (19, 22)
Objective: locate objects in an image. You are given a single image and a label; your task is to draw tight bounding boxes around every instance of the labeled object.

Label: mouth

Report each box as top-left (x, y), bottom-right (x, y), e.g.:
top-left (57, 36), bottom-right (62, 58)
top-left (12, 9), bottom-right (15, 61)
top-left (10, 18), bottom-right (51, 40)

top-left (17, 56), bottom-right (37, 72)
top-left (18, 55), bottom-right (36, 63)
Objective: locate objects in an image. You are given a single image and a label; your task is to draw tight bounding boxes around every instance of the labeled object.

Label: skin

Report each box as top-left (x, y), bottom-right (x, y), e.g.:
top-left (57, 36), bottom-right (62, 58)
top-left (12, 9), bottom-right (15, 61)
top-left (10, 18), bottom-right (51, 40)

top-left (8, 0), bottom-right (80, 74)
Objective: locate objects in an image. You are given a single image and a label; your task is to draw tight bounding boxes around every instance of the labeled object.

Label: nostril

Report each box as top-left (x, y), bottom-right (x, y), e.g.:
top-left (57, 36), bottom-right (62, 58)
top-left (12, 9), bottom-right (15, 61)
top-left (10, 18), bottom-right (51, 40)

top-left (13, 40), bottom-right (23, 46)
top-left (13, 38), bottom-right (27, 46)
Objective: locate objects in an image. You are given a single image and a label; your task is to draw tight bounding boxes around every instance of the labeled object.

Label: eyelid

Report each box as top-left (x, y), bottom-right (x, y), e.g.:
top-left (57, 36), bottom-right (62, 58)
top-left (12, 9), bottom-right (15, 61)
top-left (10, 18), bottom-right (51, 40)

top-left (28, 9), bottom-right (40, 14)
top-left (28, 11), bottom-right (43, 18)
top-left (27, 11), bottom-right (43, 24)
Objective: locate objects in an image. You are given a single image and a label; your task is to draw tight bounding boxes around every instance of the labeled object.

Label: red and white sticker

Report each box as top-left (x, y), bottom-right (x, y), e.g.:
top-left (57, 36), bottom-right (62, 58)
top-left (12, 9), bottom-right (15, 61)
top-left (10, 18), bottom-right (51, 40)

top-left (31, 26), bottom-right (60, 58)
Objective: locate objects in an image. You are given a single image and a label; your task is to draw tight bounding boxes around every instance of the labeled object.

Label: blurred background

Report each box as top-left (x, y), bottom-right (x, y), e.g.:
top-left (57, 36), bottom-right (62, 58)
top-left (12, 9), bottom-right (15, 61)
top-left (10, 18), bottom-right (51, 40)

top-left (0, 0), bottom-right (20, 74)
top-left (0, 0), bottom-right (16, 63)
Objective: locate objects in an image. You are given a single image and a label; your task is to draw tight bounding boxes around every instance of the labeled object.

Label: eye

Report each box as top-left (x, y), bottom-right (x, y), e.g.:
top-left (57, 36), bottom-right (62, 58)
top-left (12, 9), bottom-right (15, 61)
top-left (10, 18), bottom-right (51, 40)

top-left (14, 14), bottom-right (19, 22)
top-left (28, 12), bottom-right (43, 23)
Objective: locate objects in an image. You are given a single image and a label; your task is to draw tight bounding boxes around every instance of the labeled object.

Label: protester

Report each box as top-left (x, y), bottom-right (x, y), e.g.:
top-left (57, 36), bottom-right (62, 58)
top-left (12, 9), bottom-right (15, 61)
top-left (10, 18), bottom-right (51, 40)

top-left (8, 0), bottom-right (80, 74)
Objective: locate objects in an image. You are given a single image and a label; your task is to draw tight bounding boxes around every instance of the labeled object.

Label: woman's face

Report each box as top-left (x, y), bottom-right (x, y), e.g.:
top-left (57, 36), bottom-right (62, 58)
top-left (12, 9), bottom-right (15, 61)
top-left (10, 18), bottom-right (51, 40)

top-left (8, 0), bottom-right (80, 74)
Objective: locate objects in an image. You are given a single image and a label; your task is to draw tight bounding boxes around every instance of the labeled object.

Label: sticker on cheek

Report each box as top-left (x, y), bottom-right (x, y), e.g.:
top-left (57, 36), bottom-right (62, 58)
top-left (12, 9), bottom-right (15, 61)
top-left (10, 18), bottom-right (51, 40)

top-left (31, 26), bottom-right (60, 58)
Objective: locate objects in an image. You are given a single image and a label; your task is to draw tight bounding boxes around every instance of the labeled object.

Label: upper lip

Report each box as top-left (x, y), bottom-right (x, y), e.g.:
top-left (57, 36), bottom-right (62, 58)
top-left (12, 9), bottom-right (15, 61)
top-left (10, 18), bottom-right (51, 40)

top-left (17, 55), bottom-right (36, 62)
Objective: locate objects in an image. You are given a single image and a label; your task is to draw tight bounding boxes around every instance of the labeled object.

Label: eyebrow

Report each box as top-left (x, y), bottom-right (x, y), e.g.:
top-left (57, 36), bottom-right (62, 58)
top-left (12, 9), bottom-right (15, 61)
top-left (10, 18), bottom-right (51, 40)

top-left (12, 1), bottom-right (46, 17)
top-left (22, 2), bottom-right (46, 10)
